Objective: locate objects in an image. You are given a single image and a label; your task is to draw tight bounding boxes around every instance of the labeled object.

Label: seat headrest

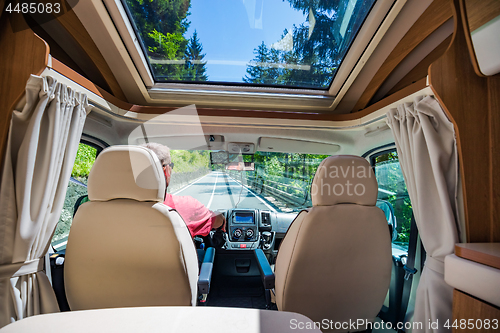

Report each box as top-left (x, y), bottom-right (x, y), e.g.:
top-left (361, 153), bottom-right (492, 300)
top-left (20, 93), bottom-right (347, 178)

top-left (311, 155), bottom-right (378, 206)
top-left (88, 146), bottom-right (166, 202)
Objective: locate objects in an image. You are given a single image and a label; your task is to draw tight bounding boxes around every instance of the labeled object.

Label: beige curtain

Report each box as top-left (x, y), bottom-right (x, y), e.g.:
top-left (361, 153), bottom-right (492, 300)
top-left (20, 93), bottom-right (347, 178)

top-left (386, 95), bottom-right (460, 332)
top-left (0, 75), bottom-right (90, 327)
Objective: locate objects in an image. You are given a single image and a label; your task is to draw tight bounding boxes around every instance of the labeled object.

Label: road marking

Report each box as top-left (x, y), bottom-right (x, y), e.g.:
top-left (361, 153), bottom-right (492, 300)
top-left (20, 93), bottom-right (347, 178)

top-left (172, 172), bottom-right (277, 212)
top-left (242, 185), bottom-right (278, 212)
top-left (227, 175), bottom-right (277, 212)
top-left (206, 172), bottom-right (219, 209)
top-left (171, 172), bottom-right (211, 195)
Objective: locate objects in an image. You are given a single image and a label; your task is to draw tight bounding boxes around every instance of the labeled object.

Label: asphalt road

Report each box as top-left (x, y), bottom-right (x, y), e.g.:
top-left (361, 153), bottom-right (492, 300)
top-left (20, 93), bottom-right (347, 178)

top-left (170, 171), bottom-right (277, 212)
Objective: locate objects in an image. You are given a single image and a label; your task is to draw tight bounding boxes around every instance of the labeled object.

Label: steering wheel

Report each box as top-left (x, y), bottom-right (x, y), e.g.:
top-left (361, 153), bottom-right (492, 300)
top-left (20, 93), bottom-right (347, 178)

top-left (207, 227), bottom-right (225, 249)
top-left (199, 210), bottom-right (226, 249)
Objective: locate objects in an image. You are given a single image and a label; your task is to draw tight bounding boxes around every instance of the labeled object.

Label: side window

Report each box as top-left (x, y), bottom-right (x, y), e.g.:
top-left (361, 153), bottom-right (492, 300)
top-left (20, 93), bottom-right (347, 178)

top-left (372, 150), bottom-right (412, 250)
top-left (51, 143), bottom-right (97, 251)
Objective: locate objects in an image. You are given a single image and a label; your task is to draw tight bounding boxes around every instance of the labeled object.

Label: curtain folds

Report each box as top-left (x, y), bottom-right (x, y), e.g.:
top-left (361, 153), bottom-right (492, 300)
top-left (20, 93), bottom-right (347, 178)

top-left (0, 75), bottom-right (90, 327)
top-left (386, 95), bottom-right (461, 332)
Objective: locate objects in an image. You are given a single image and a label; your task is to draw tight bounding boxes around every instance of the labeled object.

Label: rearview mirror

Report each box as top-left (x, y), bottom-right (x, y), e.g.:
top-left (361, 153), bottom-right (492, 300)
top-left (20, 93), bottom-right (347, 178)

top-left (211, 151), bottom-right (255, 171)
top-left (225, 162), bottom-right (255, 171)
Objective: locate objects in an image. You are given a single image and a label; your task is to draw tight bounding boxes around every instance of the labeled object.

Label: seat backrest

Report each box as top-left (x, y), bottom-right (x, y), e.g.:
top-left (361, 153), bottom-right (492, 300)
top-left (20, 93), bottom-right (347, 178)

top-left (275, 155), bottom-right (392, 332)
top-left (65, 146), bottom-right (198, 310)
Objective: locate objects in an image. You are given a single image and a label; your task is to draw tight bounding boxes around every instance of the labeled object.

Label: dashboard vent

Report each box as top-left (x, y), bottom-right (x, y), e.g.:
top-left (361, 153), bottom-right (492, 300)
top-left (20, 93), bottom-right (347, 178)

top-left (261, 212), bottom-right (271, 226)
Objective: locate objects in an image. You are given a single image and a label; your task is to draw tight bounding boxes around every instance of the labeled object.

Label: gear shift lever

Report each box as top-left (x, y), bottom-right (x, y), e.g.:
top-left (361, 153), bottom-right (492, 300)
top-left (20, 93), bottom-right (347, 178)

top-left (262, 231), bottom-right (272, 249)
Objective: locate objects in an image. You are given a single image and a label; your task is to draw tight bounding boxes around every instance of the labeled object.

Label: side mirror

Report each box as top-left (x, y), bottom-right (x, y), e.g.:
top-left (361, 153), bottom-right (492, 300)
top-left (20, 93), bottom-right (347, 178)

top-left (376, 199), bottom-right (397, 241)
top-left (73, 195), bottom-right (89, 217)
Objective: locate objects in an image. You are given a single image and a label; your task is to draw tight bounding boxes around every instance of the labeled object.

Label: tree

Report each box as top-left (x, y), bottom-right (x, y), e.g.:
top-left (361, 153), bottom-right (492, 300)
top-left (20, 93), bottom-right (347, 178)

top-left (244, 30), bottom-right (299, 86)
top-left (72, 144), bottom-right (97, 178)
top-left (243, 42), bottom-right (271, 84)
top-left (184, 30), bottom-right (208, 81)
top-left (244, 0), bottom-right (375, 88)
top-left (125, 0), bottom-right (191, 79)
top-left (374, 151), bottom-right (413, 246)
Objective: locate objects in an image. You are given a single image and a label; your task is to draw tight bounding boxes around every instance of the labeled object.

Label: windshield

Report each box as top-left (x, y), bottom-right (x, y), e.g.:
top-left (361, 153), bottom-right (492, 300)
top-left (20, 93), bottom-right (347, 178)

top-left (168, 150), bottom-right (328, 212)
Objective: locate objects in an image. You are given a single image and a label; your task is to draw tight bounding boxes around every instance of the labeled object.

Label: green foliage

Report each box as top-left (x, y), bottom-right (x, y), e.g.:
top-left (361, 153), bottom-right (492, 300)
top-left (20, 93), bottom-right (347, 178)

top-left (125, 0), bottom-right (189, 79)
top-left (265, 155), bottom-right (285, 177)
top-left (71, 144), bottom-right (97, 178)
top-left (374, 151), bottom-right (413, 248)
top-left (125, 0), bottom-right (208, 81)
top-left (170, 150), bottom-right (210, 173)
top-left (147, 29), bottom-right (185, 59)
top-left (252, 152), bottom-right (327, 182)
top-left (250, 152), bottom-right (328, 205)
top-left (375, 151), bottom-right (398, 163)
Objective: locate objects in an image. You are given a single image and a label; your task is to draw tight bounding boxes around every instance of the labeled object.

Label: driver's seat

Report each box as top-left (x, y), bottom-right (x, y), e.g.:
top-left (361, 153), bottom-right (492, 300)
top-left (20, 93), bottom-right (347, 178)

top-left (274, 155), bottom-right (392, 332)
top-left (65, 146), bottom-right (199, 310)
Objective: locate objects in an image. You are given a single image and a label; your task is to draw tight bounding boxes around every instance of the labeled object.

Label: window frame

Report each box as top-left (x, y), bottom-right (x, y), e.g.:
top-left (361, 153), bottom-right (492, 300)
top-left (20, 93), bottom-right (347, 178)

top-left (100, 0), bottom-right (404, 103)
top-left (118, 0), bottom-right (379, 91)
top-left (80, 135), bottom-right (107, 157)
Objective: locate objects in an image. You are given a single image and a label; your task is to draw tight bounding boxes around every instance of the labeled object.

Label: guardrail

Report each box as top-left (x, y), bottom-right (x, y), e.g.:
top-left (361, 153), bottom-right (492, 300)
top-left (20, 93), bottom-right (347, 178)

top-left (227, 171), bottom-right (311, 208)
top-left (168, 168), bottom-right (210, 193)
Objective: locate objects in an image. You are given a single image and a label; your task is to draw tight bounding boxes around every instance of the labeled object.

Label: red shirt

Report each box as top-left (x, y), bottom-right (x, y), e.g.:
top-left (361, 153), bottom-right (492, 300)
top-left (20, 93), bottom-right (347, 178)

top-left (164, 193), bottom-right (216, 237)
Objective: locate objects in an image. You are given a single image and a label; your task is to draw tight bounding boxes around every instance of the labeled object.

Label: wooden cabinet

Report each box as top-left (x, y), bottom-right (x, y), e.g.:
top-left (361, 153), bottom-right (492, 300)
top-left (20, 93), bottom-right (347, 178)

top-left (451, 244), bottom-right (500, 332)
top-left (453, 290), bottom-right (500, 332)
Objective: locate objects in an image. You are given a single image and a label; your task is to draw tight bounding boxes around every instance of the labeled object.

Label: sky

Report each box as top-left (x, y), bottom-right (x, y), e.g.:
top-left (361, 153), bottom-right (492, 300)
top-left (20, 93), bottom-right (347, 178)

top-left (185, 0), bottom-right (307, 83)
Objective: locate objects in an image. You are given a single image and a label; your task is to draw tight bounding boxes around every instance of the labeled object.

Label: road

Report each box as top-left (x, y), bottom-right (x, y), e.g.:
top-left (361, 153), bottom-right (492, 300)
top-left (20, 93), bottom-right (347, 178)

top-left (171, 171), bottom-right (277, 212)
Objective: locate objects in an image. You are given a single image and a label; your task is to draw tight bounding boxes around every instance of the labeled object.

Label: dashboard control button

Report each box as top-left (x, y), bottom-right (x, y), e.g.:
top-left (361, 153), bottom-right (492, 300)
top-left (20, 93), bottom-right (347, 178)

top-left (233, 229), bottom-right (242, 239)
top-left (245, 229), bottom-right (254, 239)
top-left (240, 244), bottom-right (247, 248)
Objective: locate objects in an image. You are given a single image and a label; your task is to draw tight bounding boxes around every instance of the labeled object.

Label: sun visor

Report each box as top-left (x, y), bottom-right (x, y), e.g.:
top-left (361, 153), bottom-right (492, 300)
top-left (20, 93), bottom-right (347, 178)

top-left (258, 137), bottom-right (340, 155)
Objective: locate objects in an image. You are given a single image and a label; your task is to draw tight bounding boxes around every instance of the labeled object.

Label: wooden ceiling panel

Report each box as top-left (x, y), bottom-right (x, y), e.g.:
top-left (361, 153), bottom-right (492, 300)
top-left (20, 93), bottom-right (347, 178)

top-left (385, 34), bottom-right (452, 96)
top-left (54, 8), bottom-right (127, 102)
top-left (465, 0), bottom-right (500, 32)
top-left (351, 0), bottom-right (453, 112)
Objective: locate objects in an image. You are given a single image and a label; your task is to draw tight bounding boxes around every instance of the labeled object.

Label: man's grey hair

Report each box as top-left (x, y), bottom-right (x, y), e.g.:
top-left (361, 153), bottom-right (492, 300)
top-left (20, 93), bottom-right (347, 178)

top-left (141, 142), bottom-right (171, 165)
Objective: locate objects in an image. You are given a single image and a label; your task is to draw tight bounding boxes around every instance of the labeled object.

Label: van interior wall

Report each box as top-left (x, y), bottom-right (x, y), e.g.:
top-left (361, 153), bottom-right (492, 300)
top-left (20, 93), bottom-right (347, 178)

top-left (428, 0), bottom-right (500, 243)
top-left (0, 12), bottom-right (49, 180)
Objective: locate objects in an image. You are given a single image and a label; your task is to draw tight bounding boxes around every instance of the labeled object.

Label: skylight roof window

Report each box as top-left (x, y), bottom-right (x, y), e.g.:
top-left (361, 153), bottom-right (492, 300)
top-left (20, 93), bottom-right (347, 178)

top-left (122, 0), bottom-right (376, 90)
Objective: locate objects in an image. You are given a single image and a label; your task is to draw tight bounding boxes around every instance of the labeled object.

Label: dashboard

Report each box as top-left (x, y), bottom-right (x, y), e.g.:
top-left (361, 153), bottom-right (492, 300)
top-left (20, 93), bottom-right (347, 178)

top-left (221, 209), bottom-right (297, 260)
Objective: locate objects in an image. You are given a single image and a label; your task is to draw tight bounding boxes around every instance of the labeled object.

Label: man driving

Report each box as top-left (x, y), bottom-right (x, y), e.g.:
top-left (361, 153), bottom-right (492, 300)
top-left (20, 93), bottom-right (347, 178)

top-left (142, 142), bottom-right (226, 237)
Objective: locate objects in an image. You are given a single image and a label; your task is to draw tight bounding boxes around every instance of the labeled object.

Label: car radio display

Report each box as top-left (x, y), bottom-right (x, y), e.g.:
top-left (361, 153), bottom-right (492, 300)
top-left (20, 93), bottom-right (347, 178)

top-left (233, 212), bottom-right (255, 224)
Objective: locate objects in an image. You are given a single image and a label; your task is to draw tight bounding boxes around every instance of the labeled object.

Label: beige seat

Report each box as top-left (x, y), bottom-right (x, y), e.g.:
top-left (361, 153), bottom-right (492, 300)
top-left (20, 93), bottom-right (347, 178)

top-left (65, 146), bottom-right (199, 310)
top-left (274, 155), bottom-right (392, 332)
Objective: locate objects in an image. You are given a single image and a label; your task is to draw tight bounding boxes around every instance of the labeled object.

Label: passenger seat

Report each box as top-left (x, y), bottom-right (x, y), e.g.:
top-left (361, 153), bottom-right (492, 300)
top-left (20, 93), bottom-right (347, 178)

top-left (274, 155), bottom-right (392, 332)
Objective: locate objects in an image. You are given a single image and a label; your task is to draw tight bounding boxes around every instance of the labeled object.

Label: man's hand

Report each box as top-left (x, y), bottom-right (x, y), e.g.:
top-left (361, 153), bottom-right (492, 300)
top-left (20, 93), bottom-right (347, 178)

top-left (212, 212), bottom-right (226, 230)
